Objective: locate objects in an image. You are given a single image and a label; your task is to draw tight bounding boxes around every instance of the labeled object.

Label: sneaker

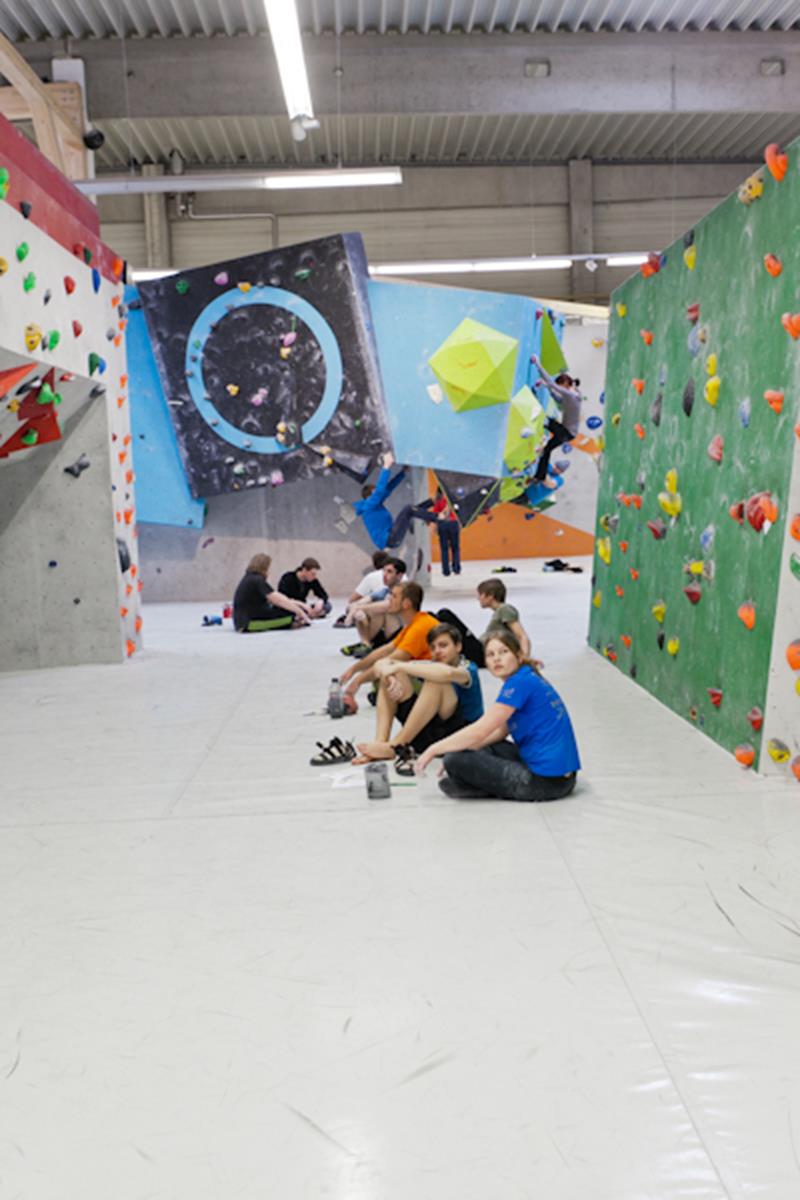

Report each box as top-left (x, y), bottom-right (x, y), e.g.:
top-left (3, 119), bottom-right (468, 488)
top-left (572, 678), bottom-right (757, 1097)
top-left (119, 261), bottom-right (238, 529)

top-left (340, 641), bottom-right (368, 657)
top-left (333, 615), bottom-right (348, 628)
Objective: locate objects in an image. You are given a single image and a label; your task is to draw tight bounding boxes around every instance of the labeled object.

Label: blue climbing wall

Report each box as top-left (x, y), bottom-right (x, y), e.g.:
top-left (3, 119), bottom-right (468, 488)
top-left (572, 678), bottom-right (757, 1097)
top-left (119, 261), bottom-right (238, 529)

top-left (126, 286), bottom-right (206, 528)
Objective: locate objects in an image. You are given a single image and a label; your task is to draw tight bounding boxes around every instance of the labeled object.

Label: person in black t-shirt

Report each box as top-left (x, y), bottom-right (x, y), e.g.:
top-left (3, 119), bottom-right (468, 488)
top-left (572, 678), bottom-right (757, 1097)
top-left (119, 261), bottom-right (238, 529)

top-left (232, 554), bottom-right (313, 632)
top-left (277, 557), bottom-right (331, 618)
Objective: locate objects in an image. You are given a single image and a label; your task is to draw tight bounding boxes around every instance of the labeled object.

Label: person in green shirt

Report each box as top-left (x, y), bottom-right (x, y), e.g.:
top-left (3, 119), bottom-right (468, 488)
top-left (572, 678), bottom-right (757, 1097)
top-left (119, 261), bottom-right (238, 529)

top-left (477, 578), bottom-right (533, 661)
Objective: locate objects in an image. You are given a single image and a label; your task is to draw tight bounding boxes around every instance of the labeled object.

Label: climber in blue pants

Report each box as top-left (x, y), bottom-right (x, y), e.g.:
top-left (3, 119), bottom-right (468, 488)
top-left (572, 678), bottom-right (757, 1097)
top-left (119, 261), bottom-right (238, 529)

top-left (355, 452), bottom-right (407, 550)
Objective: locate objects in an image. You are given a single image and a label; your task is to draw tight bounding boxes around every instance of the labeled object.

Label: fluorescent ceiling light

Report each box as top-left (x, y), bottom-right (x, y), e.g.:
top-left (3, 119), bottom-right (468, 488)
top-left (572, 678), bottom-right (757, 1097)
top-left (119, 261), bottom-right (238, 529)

top-left (370, 256), bottom-right (574, 276)
top-left (131, 268), bottom-right (178, 282)
top-left (74, 166), bottom-right (403, 196)
top-left (263, 0), bottom-right (316, 139)
top-left (605, 253), bottom-right (649, 267)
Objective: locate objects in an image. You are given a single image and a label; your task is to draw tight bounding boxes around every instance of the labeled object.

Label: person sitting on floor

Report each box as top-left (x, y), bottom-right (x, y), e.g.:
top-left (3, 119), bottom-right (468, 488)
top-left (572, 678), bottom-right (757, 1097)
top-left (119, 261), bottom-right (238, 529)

top-left (353, 622), bottom-right (484, 771)
top-left (477, 578), bottom-right (533, 660)
top-left (345, 556), bottom-right (407, 652)
top-left (334, 550), bottom-right (391, 627)
top-left (339, 580), bottom-right (439, 703)
top-left (278, 556), bottom-right (331, 618)
top-left (354, 451), bottom-right (407, 550)
top-left (232, 553), bottom-right (312, 632)
top-left (414, 629), bottom-right (580, 802)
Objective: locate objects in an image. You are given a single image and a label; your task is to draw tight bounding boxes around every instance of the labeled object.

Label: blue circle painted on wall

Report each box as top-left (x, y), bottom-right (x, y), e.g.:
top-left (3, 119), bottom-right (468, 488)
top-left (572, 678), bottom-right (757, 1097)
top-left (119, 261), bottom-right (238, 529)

top-left (184, 286), bottom-right (343, 454)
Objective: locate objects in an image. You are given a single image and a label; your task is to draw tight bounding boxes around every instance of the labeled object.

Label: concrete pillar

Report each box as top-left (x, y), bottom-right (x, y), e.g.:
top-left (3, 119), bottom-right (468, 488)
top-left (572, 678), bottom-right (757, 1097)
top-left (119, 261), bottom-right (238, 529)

top-left (142, 162), bottom-right (171, 269)
top-left (568, 158), bottom-right (594, 300)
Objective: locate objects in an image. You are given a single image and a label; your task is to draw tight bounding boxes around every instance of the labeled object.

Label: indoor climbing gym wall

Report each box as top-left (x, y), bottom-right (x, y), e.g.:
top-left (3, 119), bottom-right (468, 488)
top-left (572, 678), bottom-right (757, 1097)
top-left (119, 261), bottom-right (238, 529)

top-left (0, 115), bottom-right (141, 671)
top-left (589, 136), bottom-right (800, 779)
top-left (136, 233), bottom-right (390, 499)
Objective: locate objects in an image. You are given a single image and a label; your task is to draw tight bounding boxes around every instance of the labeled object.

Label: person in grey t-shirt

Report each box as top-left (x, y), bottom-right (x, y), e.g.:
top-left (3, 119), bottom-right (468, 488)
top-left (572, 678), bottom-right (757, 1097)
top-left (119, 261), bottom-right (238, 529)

top-left (477, 577), bottom-right (533, 661)
top-left (530, 352), bottom-right (583, 486)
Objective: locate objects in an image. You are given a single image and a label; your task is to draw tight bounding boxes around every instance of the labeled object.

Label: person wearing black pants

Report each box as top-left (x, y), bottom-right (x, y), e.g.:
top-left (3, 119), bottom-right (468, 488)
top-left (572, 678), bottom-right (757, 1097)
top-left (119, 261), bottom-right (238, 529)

top-left (530, 353), bottom-right (583, 486)
top-left (414, 628), bottom-right (580, 802)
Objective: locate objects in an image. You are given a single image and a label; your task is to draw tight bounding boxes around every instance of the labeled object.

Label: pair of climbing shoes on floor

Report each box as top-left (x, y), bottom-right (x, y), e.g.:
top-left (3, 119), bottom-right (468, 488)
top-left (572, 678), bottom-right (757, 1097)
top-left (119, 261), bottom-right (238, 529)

top-left (310, 737), bottom-right (356, 766)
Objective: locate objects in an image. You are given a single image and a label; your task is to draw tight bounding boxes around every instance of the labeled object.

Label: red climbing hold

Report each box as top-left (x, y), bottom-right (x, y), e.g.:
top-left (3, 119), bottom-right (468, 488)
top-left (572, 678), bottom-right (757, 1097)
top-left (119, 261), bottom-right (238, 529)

top-left (621, 635), bottom-right (632, 648)
top-left (683, 582), bottom-right (702, 605)
top-left (647, 519), bottom-right (666, 540)
top-left (764, 390), bottom-right (784, 415)
top-left (640, 329), bottom-right (653, 346)
top-left (781, 313), bottom-right (800, 339)
top-left (707, 435), bottom-right (724, 463)
top-left (634, 423), bottom-right (646, 439)
top-left (615, 585), bottom-right (624, 598)
top-left (745, 492), bottom-right (778, 532)
top-left (764, 254), bottom-right (782, 277)
top-left (737, 601), bottom-right (756, 631)
top-left (632, 379), bottom-right (645, 395)
top-left (686, 302), bottom-right (700, 323)
top-left (639, 252), bottom-right (662, 278)
top-left (764, 142), bottom-right (788, 182)
top-left (619, 540), bottom-right (629, 553)
top-left (707, 688), bottom-right (723, 708)
top-left (629, 568), bottom-right (639, 580)
top-left (72, 320), bottom-right (83, 338)
top-left (64, 275), bottom-right (76, 294)
top-left (747, 707), bottom-right (763, 731)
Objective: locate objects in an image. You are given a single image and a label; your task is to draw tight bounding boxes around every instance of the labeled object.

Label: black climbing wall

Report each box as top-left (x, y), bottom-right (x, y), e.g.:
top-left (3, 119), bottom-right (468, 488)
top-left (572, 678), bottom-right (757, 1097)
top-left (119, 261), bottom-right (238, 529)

top-left (588, 139), bottom-right (800, 768)
top-left (137, 233), bottom-right (390, 498)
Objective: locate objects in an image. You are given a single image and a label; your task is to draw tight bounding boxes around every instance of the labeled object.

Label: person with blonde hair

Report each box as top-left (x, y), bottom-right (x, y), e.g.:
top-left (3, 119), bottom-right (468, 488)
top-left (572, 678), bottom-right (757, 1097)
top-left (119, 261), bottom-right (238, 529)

top-left (232, 553), bottom-right (313, 632)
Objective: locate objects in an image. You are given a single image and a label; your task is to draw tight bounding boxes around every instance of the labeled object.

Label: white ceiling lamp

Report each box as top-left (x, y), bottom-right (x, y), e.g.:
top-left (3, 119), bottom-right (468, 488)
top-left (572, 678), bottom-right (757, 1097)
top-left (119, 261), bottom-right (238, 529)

top-left (604, 253), bottom-right (649, 267)
top-left (263, 0), bottom-right (319, 142)
top-left (74, 166), bottom-right (403, 195)
top-left (370, 256), bottom-right (576, 276)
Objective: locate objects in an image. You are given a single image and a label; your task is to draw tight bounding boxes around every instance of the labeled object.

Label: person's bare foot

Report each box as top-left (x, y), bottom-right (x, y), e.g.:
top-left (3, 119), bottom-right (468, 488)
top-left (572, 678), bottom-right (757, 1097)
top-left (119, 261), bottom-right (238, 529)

top-left (353, 740), bottom-right (396, 764)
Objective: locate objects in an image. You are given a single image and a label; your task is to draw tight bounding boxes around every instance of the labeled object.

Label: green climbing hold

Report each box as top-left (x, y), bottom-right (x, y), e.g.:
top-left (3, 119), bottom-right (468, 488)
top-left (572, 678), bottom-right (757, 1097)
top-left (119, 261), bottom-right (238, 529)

top-left (192, 338), bottom-right (202, 349)
top-left (21, 428), bottom-right (39, 446)
top-left (790, 553), bottom-right (800, 582)
top-left (175, 278), bottom-right (189, 294)
top-left (23, 272), bottom-right (35, 292)
top-left (38, 382), bottom-right (56, 406)
top-left (46, 330), bottom-right (60, 351)
top-left (16, 242), bottom-right (29, 262)
top-left (0, 166), bottom-right (9, 199)
top-left (83, 246), bottom-right (92, 264)
top-left (88, 352), bottom-right (105, 376)
top-left (294, 267), bottom-right (312, 281)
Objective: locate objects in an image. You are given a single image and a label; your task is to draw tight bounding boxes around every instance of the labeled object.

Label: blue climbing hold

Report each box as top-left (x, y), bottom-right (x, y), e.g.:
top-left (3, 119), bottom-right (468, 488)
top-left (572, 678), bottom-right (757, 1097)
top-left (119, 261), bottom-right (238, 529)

top-left (586, 415), bottom-right (603, 431)
top-left (739, 397), bottom-right (751, 429)
top-left (91, 267), bottom-right (101, 294)
top-left (598, 390), bottom-right (605, 406)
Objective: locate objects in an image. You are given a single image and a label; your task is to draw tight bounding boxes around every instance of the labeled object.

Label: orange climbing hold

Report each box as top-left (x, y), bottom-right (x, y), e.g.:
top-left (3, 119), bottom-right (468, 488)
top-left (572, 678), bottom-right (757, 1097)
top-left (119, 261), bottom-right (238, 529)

top-left (639, 252), bottom-right (662, 278)
top-left (135, 615), bottom-right (143, 634)
top-left (640, 329), bottom-right (653, 346)
top-left (120, 606), bottom-right (129, 618)
top-left (729, 501), bottom-right (745, 524)
top-left (634, 423), bottom-right (646, 439)
top-left (734, 744), bottom-right (755, 769)
top-left (764, 142), bottom-right (788, 182)
top-left (792, 515), bottom-right (800, 541)
top-left (112, 256), bottom-right (125, 278)
top-left (764, 253), bottom-right (782, 277)
top-left (764, 390), bottom-right (784, 414)
top-left (791, 757), bottom-right (800, 783)
top-left (621, 635), bottom-right (632, 649)
top-left (745, 491), bottom-right (778, 532)
top-left (781, 313), bottom-right (800, 339)
top-left (615, 585), bottom-right (625, 598)
top-left (126, 639), bottom-right (136, 657)
top-left (619, 540), bottom-right (629, 553)
top-left (629, 568), bottom-right (639, 580)
top-left (737, 601), bottom-right (756, 631)
top-left (632, 379), bottom-right (645, 395)
top-left (787, 640), bottom-right (800, 671)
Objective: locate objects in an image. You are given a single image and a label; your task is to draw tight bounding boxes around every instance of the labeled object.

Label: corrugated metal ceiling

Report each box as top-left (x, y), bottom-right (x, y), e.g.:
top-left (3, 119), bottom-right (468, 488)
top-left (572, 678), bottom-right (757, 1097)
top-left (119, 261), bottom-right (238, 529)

top-left (91, 110), bottom-right (800, 169)
top-left (1, 0), bottom-right (798, 40)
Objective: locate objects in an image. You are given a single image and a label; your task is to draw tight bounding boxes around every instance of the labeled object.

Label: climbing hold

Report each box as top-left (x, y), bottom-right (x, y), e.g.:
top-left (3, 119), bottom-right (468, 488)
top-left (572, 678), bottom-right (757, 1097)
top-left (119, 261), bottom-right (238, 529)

top-left (658, 492), bottom-right (682, 519)
top-left (37, 382), bottom-right (57, 406)
top-left (656, 631), bottom-right (665, 651)
top-left (729, 501), bottom-right (745, 524)
top-left (686, 560), bottom-right (705, 577)
top-left (16, 242), bottom-right (29, 262)
top-left (651, 393), bottom-right (663, 426)
top-left (0, 256), bottom-right (7, 275)
top-left (705, 353), bottom-right (717, 376)
top-left (586, 415), bottom-right (603, 431)
top-left (226, 383), bottom-right (240, 396)
top-left (126, 639), bottom-right (136, 657)
top-left (664, 468), bottom-right (678, 495)
top-left (591, 337), bottom-right (605, 348)
top-left (238, 281), bottom-right (252, 293)
top-left (739, 397), bottom-right (751, 428)
top-left (614, 585), bottom-right (624, 598)
top-left (738, 170), bottom-right (764, 204)
top-left (20, 428), bottom-right (39, 446)
top-left (43, 288), bottom-right (52, 305)
top-left (83, 246), bottom-right (92, 264)
top-left (686, 302), bottom-right (700, 323)
top-left (704, 376), bottom-right (721, 407)
top-left (747, 707), bottom-right (763, 731)
top-left (764, 390), bottom-right (784, 414)
top-left (45, 330), bottom-right (60, 351)
top-left (112, 256), bottom-right (124, 279)
top-left (632, 379), bottom-right (645, 395)
top-left (91, 267), bottom-right (101, 293)
top-left (639, 252), bottom-right (661, 278)
top-left (745, 491), bottom-right (778, 533)
top-left (214, 271), bottom-right (229, 286)
top-left (791, 515), bottom-right (800, 542)
top-left (737, 601), bottom-right (756, 630)
top-left (684, 583), bottom-right (702, 605)
top-left (791, 758), bottom-right (800, 783)
top-left (615, 302), bottom-right (627, 318)
top-left (175, 278), bottom-right (189, 294)
top-left (707, 688), bottom-right (723, 708)
top-left (640, 329), bottom-right (653, 346)
top-left (707, 435), bottom-right (724, 463)
top-left (666, 637), bottom-right (680, 657)
top-left (634, 423), bottom-right (645, 440)
top-left (697, 527), bottom-right (714, 558)
top-left (790, 553), bottom-right (800, 581)
top-left (621, 635), bottom-right (632, 649)
top-left (592, 590), bottom-right (602, 608)
top-left (647, 518), bottom-right (667, 540)
top-left (651, 601), bottom-right (667, 624)
top-left (22, 272), bottom-right (35, 292)
top-left (618, 540), bottom-right (628, 553)
top-left (629, 567), bottom-right (639, 581)
top-left (0, 166), bottom-right (8, 198)
top-left (683, 244), bottom-right (697, 270)
top-left (611, 412), bottom-right (621, 427)
top-left (682, 379), bottom-right (695, 417)
top-left (72, 320), bottom-right (83, 338)
top-left (279, 345), bottom-right (292, 360)
top-left (764, 142), bottom-right (788, 181)
top-left (787, 640), bottom-right (800, 670)
top-left (24, 323), bottom-right (42, 351)
top-left (764, 253), bottom-right (782, 277)
top-left (598, 513), bottom-right (619, 534)
top-left (734, 744), bottom-right (755, 768)
top-left (270, 469), bottom-right (285, 486)
top-left (781, 313), bottom-right (800, 339)
top-left (767, 739), bottom-right (791, 765)
top-left (88, 352), bottom-right (106, 376)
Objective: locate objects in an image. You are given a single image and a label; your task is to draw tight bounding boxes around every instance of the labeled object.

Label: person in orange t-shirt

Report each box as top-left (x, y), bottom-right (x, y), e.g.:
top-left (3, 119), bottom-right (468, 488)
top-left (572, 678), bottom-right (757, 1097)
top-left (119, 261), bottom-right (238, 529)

top-left (340, 581), bottom-right (438, 706)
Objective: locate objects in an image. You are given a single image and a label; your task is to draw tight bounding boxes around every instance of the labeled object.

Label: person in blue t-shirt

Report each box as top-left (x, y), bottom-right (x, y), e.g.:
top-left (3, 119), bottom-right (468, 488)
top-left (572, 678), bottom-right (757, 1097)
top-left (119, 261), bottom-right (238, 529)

top-left (354, 451), bottom-right (407, 550)
top-left (415, 628), bottom-right (580, 801)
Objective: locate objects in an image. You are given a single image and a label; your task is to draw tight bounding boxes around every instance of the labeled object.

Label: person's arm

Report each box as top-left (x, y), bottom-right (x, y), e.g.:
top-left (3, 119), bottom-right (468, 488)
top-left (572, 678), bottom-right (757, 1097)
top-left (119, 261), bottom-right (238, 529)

top-left (508, 619), bottom-right (531, 661)
top-left (384, 658), bottom-right (470, 685)
top-left (415, 702), bottom-right (513, 774)
top-left (266, 589), bottom-right (311, 622)
top-left (530, 354), bottom-right (575, 406)
top-left (310, 578), bottom-right (329, 603)
top-left (383, 468), bottom-right (407, 500)
top-left (340, 639), bottom-right (398, 684)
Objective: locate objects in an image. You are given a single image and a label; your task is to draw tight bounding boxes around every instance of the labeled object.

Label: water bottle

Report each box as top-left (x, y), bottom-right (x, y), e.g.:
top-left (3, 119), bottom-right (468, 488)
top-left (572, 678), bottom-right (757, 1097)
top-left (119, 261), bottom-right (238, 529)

top-left (327, 678), bottom-right (345, 718)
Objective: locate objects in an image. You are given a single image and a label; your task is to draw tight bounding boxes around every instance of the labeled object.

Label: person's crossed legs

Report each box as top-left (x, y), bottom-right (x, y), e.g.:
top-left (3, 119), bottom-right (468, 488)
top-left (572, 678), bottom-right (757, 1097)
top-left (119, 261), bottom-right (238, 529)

top-left (355, 671), bottom-right (459, 763)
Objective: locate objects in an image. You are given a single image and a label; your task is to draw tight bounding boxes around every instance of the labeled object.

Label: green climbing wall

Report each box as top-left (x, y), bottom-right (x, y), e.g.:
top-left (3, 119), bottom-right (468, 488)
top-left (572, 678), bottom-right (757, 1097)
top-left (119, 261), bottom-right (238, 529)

top-left (588, 138), bottom-right (800, 770)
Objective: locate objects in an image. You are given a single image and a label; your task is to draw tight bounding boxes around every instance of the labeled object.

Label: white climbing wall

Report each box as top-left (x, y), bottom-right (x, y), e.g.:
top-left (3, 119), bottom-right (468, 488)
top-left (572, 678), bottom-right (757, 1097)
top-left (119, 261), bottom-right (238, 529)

top-left (0, 167), bottom-right (141, 670)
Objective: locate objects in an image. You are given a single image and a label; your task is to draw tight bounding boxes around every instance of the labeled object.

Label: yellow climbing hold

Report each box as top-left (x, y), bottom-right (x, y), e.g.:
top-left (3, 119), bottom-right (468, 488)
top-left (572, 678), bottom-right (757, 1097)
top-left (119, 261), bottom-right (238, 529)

top-left (592, 590), bottom-right (602, 609)
top-left (683, 244), bottom-right (697, 270)
top-left (704, 376), bottom-right (721, 407)
top-left (651, 601), bottom-right (666, 624)
top-left (237, 282), bottom-right (252, 293)
top-left (596, 435), bottom-right (605, 452)
top-left (658, 491), bottom-right (682, 518)
top-left (767, 738), bottom-right (790, 764)
top-left (706, 353), bottom-right (718, 375)
top-left (615, 302), bottom-right (627, 318)
top-left (591, 337), bottom-right (605, 348)
top-left (688, 560), bottom-right (705, 576)
top-left (665, 468), bottom-right (678, 495)
top-left (611, 412), bottom-right (621, 427)
top-left (667, 637), bottom-right (680, 657)
top-left (0, 256), bottom-right (8, 275)
top-left (24, 323), bottom-right (42, 352)
top-left (226, 383), bottom-right (240, 396)
top-left (597, 536), bottom-right (612, 565)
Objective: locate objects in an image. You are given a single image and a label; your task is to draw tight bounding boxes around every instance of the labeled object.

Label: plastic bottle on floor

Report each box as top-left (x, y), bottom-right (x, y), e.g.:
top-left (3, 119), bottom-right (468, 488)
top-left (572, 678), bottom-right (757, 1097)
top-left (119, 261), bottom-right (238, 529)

top-left (327, 678), bottom-right (345, 718)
